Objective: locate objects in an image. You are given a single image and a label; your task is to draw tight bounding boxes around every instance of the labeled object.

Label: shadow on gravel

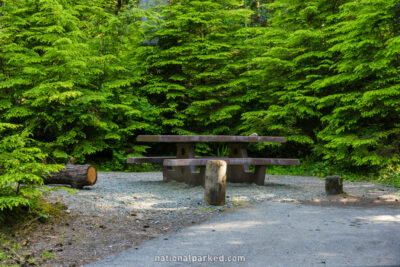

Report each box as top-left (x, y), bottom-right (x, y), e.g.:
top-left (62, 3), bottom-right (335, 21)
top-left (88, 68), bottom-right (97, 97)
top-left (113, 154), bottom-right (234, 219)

top-left (263, 182), bottom-right (302, 191)
top-left (302, 194), bottom-right (400, 209)
top-left (122, 180), bottom-right (166, 186)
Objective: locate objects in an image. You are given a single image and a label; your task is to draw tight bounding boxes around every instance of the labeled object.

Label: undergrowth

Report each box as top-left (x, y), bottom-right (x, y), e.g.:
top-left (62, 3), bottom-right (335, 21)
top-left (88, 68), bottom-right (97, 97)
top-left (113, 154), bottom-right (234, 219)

top-left (0, 198), bottom-right (68, 266)
top-left (377, 163), bottom-right (400, 188)
top-left (95, 160), bottom-right (158, 172)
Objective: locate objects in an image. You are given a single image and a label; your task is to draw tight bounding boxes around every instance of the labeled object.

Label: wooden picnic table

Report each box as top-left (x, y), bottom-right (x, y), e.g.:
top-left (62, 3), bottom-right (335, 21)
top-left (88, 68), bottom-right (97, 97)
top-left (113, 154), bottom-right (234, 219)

top-left (127, 135), bottom-right (300, 186)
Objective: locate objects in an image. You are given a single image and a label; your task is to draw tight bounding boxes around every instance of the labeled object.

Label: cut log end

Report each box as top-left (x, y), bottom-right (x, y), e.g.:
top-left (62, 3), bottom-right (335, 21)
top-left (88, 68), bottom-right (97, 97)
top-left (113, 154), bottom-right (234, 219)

top-left (87, 166), bottom-right (97, 185)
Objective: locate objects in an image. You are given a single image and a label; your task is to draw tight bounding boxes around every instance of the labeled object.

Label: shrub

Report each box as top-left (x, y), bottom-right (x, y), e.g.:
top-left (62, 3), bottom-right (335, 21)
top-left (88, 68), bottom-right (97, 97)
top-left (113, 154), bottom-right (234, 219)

top-left (0, 124), bottom-right (62, 221)
top-left (378, 161), bottom-right (400, 188)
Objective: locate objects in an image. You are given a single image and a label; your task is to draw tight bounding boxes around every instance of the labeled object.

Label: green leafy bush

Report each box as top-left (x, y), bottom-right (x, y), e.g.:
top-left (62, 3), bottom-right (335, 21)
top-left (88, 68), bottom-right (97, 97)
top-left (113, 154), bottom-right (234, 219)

top-left (378, 161), bottom-right (400, 188)
top-left (0, 124), bottom-right (62, 221)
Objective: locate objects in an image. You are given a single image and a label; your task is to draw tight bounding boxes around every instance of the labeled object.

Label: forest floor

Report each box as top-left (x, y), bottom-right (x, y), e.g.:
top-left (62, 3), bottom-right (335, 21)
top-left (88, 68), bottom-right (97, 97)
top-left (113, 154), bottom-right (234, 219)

top-left (1, 172), bottom-right (400, 266)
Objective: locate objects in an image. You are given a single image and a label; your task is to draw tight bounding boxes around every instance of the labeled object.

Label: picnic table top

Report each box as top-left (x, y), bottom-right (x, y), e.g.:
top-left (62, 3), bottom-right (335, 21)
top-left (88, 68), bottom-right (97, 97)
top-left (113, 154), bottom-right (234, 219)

top-left (136, 135), bottom-right (286, 143)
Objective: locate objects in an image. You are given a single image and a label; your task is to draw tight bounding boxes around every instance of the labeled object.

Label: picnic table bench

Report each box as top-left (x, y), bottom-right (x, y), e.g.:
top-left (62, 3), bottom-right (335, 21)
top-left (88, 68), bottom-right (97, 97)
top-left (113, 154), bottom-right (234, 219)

top-left (127, 135), bottom-right (300, 186)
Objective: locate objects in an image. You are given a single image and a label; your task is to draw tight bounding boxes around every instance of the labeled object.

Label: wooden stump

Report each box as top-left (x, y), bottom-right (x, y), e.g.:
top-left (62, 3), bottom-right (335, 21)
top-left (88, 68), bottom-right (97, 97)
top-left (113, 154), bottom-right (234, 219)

top-left (325, 175), bottom-right (343, 195)
top-left (45, 164), bottom-right (97, 189)
top-left (204, 160), bottom-right (226, 206)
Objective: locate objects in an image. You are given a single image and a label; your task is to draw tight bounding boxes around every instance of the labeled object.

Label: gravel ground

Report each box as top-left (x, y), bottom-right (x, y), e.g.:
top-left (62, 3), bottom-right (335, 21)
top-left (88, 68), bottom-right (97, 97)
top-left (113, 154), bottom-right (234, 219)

top-left (15, 172), bottom-right (400, 266)
top-left (51, 172), bottom-right (400, 215)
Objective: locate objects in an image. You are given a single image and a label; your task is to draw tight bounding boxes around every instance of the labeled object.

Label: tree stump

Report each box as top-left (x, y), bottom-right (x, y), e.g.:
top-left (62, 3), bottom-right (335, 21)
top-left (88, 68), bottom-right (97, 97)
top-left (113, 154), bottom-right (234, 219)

top-left (325, 175), bottom-right (343, 195)
top-left (204, 160), bottom-right (226, 206)
top-left (44, 164), bottom-right (97, 189)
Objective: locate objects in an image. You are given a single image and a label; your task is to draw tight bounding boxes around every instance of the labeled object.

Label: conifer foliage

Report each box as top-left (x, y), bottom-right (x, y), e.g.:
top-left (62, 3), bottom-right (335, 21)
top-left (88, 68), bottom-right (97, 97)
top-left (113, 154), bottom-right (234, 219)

top-left (0, 0), bottom-right (399, 196)
top-left (318, 0), bottom-right (400, 170)
top-left (241, 0), bottom-right (400, 172)
top-left (0, 0), bottom-right (149, 166)
top-left (0, 123), bottom-right (61, 215)
top-left (136, 0), bottom-right (250, 135)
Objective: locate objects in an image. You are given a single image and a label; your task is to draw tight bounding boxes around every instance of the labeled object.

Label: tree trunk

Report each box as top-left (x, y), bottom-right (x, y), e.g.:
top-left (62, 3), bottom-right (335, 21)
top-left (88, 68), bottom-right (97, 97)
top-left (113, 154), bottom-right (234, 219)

top-left (45, 164), bottom-right (97, 189)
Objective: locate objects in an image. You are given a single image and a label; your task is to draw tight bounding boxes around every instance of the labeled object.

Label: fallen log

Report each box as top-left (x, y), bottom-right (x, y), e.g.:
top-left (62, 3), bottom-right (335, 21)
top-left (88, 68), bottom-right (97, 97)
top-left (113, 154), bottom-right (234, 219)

top-left (44, 164), bottom-right (97, 189)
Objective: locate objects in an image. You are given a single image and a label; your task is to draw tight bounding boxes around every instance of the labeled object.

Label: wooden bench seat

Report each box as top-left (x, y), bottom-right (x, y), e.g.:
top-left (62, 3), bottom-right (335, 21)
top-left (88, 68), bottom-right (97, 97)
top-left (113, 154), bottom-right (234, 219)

top-left (163, 158), bottom-right (300, 166)
top-left (164, 157), bottom-right (299, 185)
top-left (127, 157), bottom-right (299, 185)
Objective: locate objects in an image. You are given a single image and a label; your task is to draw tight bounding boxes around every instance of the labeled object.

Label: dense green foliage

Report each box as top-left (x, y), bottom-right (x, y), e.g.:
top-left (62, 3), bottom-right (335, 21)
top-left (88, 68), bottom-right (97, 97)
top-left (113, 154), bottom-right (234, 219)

top-left (241, 0), bottom-right (400, 173)
top-left (137, 0), bottom-right (250, 137)
top-left (0, 122), bottom-right (61, 219)
top-left (0, 0), bottom-right (152, 165)
top-left (0, 0), bottom-right (399, 207)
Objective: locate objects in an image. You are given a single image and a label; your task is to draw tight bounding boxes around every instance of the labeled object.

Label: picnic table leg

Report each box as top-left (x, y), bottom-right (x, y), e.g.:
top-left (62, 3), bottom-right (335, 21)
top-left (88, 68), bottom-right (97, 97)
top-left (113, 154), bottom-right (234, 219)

top-left (253, 165), bottom-right (267, 185)
top-left (162, 166), bottom-right (171, 182)
top-left (177, 143), bottom-right (196, 183)
top-left (163, 143), bottom-right (204, 186)
top-left (227, 144), bottom-right (252, 183)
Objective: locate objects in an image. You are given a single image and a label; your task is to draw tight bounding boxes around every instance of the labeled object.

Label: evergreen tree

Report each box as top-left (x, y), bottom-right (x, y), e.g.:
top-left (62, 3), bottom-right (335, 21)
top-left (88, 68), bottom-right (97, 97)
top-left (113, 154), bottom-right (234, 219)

top-left (241, 0), bottom-right (399, 171)
top-left (0, 0), bottom-right (149, 166)
top-left (79, 0), bottom-right (155, 167)
top-left (136, 0), bottom-right (250, 137)
top-left (316, 0), bottom-right (400, 170)
top-left (241, 0), bottom-right (345, 157)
